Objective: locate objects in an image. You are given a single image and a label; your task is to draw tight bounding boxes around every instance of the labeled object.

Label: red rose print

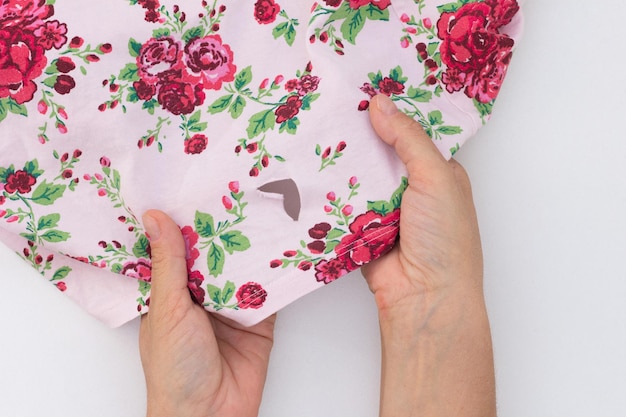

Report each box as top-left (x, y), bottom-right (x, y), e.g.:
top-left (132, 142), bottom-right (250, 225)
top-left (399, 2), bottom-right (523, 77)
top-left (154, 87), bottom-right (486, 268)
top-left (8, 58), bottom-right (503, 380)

top-left (0, 28), bottom-right (47, 104)
top-left (99, 43), bottom-right (112, 54)
top-left (55, 56), bottom-right (75, 73)
top-left (348, 0), bottom-right (390, 10)
top-left (0, 1), bottom-right (53, 30)
top-left (184, 35), bottom-right (236, 90)
top-left (181, 225), bottom-right (200, 272)
top-left (157, 80), bottom-right (202, 115)
top-left (335, 209), bottom-right (400, 270)
top-left (236, 282), bottom-right (267, 309)
top-left (254, 0), bottom-right (281, 25)
top-left (377, 77), bottom-right (405, 96)
top-left (437, 3), bottom-right (499, 73)
top-left (314, 258), bottom-right (348, 284)
top-left (53, 74), bottom-right (75, 94)
top-left (298, 261), bottom-right (312, 271)
top-left (188, 270), bottom-right (206, 304)
top-left (464, 45), bottom-right (513, 103)
top-left (323, 0), bottom-right (342, 7)
top-left (4, 170), bottom-right (37, 194)
top-left (121, 258), bottom-right (152, 280)
top-left (485, 0), bottom-right (520, 27)
top-left (137, 36), bottom-right (181, 83)
top-left (69, 36), bottom-right (84, 48)
top-left (308, 222), bottom-right (331, 239)
top-left (284, 78), bottom-right (298, 91)
top-left (133, 79), bottom-right (156, 101)
top-left (275, 95), bottom-right (302, 123)
top-left (33, 20), bottom-right (67, 50)
top-left (307, 240), bottom-right (326, 254)
top-left (184, 134), bottom-right (208, 154)
top-left (56, 282), bottom-right (67, 292)
top-left (437, 1), bottom-right (518, 103)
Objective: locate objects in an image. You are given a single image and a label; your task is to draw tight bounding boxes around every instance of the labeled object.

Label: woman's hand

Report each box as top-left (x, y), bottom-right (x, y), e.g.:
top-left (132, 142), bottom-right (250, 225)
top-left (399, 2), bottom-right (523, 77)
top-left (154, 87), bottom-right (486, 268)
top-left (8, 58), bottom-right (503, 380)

top-left (139, 210), bottom-right (275, 417)
top-left (363, 94), bottom-right (495, 417)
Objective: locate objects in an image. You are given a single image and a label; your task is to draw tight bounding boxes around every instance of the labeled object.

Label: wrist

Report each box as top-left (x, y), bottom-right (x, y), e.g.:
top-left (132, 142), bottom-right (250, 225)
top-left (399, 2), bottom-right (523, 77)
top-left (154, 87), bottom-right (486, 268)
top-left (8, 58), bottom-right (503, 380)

top-left (377, 283), bottom-right (495, 417)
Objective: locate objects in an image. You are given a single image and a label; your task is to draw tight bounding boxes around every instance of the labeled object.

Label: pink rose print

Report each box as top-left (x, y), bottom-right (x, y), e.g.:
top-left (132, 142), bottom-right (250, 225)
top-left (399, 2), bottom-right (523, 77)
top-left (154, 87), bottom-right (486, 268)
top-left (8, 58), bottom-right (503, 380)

top-left (236, 282), bottom-right (267, 309)
top-left (441, 68), bottom-right (467, 94)
top-left (296, 74), bottom-right (320, 96)
top-left (437, 1), bottom-right (518, 103)
top-left (184, 35), bottom-right (236, 90)
top-left (184, 134), bottom-right (209, 155)
top-left (121, 258), bottom-right (152, 280)
top-left (0, 27), bottom-right (47, 104)
top-left (314, 258), bottom-right (348, 284)
top-left (254, 0), bottom-right (281, 24)
top-left (137, 36), bottom-right (181, 84)
top-left (33, 19), bottom-right (67, 50)
top-left (335, 209), bottom-right (400, 270)
top-left (4, 170), bottom-right (37, 194)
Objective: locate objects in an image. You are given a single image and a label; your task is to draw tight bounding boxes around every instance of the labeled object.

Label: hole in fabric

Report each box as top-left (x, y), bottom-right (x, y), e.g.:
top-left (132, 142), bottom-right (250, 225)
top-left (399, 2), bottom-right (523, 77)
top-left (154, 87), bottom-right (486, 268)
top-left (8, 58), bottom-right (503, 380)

top-left (257, 179), bottom-right (301, 221)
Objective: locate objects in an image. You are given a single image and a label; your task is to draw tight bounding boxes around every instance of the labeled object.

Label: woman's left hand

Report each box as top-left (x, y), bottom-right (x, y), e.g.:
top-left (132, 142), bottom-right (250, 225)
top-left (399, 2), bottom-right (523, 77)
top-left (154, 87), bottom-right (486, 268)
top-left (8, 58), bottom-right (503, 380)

top-left (139, 210), bottom-right (276, 417)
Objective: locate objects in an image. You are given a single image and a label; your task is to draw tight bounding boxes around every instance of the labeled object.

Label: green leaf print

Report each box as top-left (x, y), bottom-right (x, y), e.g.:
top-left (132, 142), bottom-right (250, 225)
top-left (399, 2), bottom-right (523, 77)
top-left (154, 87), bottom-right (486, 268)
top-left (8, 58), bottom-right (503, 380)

top-left (40, 229), bottom-right (70, 243)
top-left (207, 242), bottom-right (225, 277)
top-left (51, 266), bottom-right (72, 281)
top-left (235, 66), bottom-right (253, 91)
top-left (229, 96), bottom-right (247, 119)
top-left (219, 231), bottom-right (251, 255)
top-left (341, 9), bottom-right (365, 44)
top-left (133, 235), bottom-right (151, 258)
top-left (195, 211), bottom-right (216, 238)
top-left (37, 213), bottom-right (60, 230)
top-left (208, 94), bottom-right (234, 114)
top-left (247, 109), bottom-right (276, 139)
top-left (30, 181), bottom-right (66, 205)
top-left (128, 38), bottom-right (142, 57)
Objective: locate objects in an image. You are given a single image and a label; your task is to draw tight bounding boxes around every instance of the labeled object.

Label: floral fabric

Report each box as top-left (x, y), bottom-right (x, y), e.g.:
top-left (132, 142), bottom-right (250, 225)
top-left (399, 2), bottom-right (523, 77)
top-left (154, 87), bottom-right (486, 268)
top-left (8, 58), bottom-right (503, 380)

top-left (0, 0), bottom-right (523, 327)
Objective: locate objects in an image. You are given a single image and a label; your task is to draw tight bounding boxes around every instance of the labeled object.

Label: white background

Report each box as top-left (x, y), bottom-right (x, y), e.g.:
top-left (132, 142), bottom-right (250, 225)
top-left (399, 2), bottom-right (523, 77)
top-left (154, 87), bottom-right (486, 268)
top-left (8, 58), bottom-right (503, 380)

top-left (2, 1), bottom-right (626, 416)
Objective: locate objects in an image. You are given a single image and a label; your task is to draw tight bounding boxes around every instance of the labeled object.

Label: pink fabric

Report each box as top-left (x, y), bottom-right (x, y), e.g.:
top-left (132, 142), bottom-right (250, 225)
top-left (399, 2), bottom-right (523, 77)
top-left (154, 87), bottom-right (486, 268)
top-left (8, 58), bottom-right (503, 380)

top-left (0, 0), bottom-right (523, 326)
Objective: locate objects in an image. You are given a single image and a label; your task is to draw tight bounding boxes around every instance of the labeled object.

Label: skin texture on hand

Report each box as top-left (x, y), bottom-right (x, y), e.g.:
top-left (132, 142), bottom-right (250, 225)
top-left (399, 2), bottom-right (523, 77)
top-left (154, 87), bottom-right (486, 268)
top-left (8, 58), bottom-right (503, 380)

top-left (139, 210), bottom-right (275, 417)
top-left (363, 94), bottom-right (495, 417)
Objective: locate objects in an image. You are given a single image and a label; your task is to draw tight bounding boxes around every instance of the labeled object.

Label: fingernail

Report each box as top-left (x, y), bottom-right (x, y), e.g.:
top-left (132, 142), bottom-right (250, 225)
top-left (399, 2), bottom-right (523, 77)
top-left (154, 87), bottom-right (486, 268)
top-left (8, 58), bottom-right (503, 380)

top-left (375, 94), bottom-right (398, 115)
top-left (142, 214), bottom-right (161, 241)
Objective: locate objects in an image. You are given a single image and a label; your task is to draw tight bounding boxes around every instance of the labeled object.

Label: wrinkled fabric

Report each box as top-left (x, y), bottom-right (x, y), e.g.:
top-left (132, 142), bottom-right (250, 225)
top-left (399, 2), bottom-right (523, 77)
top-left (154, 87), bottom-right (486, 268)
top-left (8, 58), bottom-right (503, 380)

top-left (0, 0), bottom-right (523, 326)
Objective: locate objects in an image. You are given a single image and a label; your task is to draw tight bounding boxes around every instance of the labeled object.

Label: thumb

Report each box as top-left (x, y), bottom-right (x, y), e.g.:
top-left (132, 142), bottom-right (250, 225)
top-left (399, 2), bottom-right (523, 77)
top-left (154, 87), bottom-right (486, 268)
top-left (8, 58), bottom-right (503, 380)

top-left (142, 210), bottom-right (191, 314)
top-left (368, 94), bottom-right (448, 174)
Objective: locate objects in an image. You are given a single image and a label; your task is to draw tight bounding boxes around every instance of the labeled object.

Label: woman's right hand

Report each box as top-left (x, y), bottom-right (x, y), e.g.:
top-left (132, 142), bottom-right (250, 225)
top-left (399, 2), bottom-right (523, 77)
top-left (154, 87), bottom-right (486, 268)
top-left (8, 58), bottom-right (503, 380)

top-left (363, 94), bottom-right (496, 417)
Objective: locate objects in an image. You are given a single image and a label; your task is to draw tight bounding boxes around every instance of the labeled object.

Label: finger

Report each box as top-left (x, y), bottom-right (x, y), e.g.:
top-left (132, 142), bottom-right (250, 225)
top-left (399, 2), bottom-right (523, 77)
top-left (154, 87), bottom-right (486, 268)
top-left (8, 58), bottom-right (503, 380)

top-left (369, 94), bottom-right (448, 173)
top-left (142, 210), bottom-right (190, 312)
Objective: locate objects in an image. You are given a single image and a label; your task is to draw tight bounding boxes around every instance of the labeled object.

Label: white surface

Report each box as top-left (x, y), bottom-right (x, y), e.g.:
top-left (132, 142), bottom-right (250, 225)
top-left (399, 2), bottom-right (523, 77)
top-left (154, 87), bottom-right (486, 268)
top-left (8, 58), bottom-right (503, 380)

top-left (2, 1), bottom-right (626, 416)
